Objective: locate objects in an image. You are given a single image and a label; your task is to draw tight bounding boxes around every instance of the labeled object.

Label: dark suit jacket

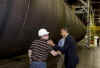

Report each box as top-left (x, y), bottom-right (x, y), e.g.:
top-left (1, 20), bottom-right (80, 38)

top-left (54, 35), bottom-right (79, 68)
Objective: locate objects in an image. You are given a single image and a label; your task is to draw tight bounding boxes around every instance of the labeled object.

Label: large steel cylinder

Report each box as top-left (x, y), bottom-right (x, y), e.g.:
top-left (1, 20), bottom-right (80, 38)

top-left (64, 4), bottom-right (86, 41)
top-left (0, 0), bottom-right (86, 58)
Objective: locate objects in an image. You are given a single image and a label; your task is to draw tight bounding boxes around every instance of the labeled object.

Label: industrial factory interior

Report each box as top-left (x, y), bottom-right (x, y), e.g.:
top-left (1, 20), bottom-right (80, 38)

top-left (0, 0), bottom-right (100, 68)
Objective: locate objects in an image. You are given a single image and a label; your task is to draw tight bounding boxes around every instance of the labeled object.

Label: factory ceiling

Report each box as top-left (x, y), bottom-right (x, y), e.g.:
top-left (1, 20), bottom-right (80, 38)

top-left (67, 0), bottom-right (100, 26)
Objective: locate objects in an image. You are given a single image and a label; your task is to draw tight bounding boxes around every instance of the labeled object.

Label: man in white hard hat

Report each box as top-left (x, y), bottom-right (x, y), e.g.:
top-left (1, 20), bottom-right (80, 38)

top-left (28, 28), bottom-right (59, 68)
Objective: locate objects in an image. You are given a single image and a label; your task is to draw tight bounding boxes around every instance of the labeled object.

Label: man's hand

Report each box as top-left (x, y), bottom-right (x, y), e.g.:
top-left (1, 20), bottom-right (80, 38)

top-left (50, 50), bottom-right (62, 56)
top-left (28, 50), bottom-right (32, 57)
top-left (57, 50), bottom-right (62, 55)
top-left (50, 50), bottom-right (58, 56)
top-left (28, 50), bottom-right (32, 64)
top-left (48, 40), bottom-right (55, 46)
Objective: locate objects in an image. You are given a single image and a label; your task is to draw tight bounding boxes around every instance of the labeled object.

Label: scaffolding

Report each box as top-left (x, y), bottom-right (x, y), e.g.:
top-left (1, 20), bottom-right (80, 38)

top-left (71, 0), bottom-right (98, 47)
top-left (87, 0), bottom-right (97, 47)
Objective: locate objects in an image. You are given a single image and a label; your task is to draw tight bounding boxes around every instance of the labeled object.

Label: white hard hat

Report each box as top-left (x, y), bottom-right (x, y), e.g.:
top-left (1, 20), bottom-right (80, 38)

top-left (38, 28), bottom-right (49, 37)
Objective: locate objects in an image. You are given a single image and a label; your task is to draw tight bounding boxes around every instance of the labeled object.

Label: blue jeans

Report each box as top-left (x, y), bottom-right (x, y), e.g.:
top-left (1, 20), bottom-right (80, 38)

top-left (30, 61), bottom-right (47, 68)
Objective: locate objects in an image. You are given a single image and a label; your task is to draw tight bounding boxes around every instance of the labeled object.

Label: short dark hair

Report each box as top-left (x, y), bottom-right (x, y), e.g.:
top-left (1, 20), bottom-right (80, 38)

top-left (61, 27), bottom-right (69, 32)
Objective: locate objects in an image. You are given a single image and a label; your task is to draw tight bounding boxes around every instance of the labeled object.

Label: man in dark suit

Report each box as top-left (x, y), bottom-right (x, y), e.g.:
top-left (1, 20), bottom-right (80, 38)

top-left (48, 27), bottom-right (79, 68)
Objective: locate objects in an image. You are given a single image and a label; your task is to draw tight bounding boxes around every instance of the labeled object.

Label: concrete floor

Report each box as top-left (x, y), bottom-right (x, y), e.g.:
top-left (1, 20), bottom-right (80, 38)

top-left (0, 46), bottom-right (100, 68)
top-left (77, 46), bottom-right (100, 68)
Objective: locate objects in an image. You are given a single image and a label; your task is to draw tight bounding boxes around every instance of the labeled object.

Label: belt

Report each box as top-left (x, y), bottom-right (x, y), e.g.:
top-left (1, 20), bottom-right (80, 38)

top-left (31, 58), bottom-right (46, 62)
